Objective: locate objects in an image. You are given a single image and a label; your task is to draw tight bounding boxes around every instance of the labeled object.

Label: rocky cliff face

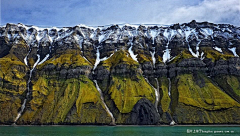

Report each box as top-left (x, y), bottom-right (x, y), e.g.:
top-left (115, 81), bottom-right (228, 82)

top-left (0, 20), bottom-right (240, 125)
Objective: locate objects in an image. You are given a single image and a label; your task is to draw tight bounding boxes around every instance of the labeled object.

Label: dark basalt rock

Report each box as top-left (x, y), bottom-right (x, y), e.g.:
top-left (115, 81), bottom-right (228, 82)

top-left (94, 66), bottom-right (110, 80)
top-left (167, 58), bottom-right (208, 78)
top-left (111, 63), bottom-right (140, 77)
top-left (141, 62), bottom-right (154, 76)
top-left (128, 98), bottom-right (160, 125)
top-left (0, 37), bottom-right (11, 58)
top-left (1, 22), bottom-right (240, 125)
top-left (158, 106), bottom-right (172, 124)
top-left (37, 64), bottom-right (92, 79)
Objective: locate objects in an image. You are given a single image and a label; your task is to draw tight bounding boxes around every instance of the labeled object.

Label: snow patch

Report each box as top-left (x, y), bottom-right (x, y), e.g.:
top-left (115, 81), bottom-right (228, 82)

top-left (168, 78), bottom-right (171, 96)
top-left (163, 29), bottom-right (176, 41)
top-left (150, 29), bottom-right (158, 44)
top-left (93, 48), bottom-right (114, 70)
top-left (48, 35), bottom-right (53, 44)
top-left (52, 27), bottom-right (61, 31)
top-left (7, 34), bottom-right (11, 39)
top-left (201, 28), bottom-right (213, 36)
top-left (189, 40), bottom-right (202, 58)
top-left (100, 53), bottom-right (114, 61)
top-left (128, 44), bottom-right (138, 62)
top-left (145, 78), bottom-right (159, 112)
top-left (213, 46), bottom-right (222, 53)
top-left (38, 54), bottom-right (49, 65)
top-left (170, 30), bottom-right (177, 40)
top-left (32, 54), bottom-right (41, 69)
top-left (24, 56), bottom-right (28, 66)
top-left (200, 52), bottom-right (205, 60)
top-left (123, 24), bottom-right (139, 29)
top-left (98, 34), bottom-right (105, 43)
top-left (150, 51), bottom-right (156, 67)
top-left (154, 78), bottom-right (160, 112)
top-left (229, 47), bottom-right (239, 57)
top-left (163, 49), bottom-right (171, 63)
top-left (184, 30), bottom-right (192, 41)
top-left (77, 24), bottom-right (97, 30)
top-left (93, 80), bottom-right (115, 124)
top-left (73, 35), bottom-right (84, 49)
top-left (163, 29), bottom-right (170, 40)
top-left (93, 48), bottom-right (101, 70)
top-left (188, 47), bottom-right (198, 58)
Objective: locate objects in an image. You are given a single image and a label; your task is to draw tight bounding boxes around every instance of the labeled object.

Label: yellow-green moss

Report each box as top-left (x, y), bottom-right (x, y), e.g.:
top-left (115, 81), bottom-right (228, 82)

top-left (108, 75), bottom-right (155, 113)
top-left (0, 54), bottom-right (28, 123)
top-left (136, 53), bottom-right (152, 64)
top-left (101, 49), bottom-right (139, 70)
top-left (226, 75), bottom-right (240, 96)
top-left (174, 103), bottom-right (240, 124)
top-left (176, 74), bottom-right (240, 110)
top-left (0, 54), bottom-right (27, 95)
top-left (28, 58), bottom-right (35, 68)
top-left (99, 49), bottom-right (156, 114)
top-left (0, 92), bottom-right (21, 123)
top-left (20, 75), bottom-right (111, 124)
top-left (0, 54), bottom-right (26, 73)
top-left (156, 55), bottom-right (163, 63)
top-left (158, 77), bottom-right (171, 112)
top-left (170, 50), bottom-right (194, 64)
top-left (37, 50), bottom-right (92, 69)
top-left (202, 47), bottom-right (234, 62)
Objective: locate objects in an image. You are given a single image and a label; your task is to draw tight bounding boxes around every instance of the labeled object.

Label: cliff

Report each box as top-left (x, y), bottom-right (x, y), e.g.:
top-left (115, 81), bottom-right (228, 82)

top-left (0, 20), bottom-right (240, 125)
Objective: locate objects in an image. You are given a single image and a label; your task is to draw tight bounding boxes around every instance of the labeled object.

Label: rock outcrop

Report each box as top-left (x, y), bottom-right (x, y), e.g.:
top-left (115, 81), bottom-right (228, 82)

top-left (0, 21), bottom-right (240, 125)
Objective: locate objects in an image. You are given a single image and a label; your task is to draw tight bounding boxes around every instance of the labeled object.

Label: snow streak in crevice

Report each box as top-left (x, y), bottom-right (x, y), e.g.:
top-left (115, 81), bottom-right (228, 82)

top-left (128, 42), bottom-right (138, 62)
top-left (168, 78), bottom-right (171, 97)
top-left (150, 47), bottom-right (156, 67)
top-left (162, 28), bottom-right (176, 63)
top-left (93, 80), bottom-right (115, 124)
top-left (93, 47), bottom-right (114, 71)
top-left (38, 54), bottom-right (49, 65)
top-left (229, 47), bottom-right (239, 57)
top-left (14, 54), bottom-right (40, 124)
top-left (145, 78), bottom-right (159, 112)
top-left (154, 78), bottom-right (160, 112)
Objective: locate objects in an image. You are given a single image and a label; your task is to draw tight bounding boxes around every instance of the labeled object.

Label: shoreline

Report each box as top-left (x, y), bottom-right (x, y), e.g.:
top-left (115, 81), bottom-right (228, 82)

top-left (0, 124), bottom-right (240, 127)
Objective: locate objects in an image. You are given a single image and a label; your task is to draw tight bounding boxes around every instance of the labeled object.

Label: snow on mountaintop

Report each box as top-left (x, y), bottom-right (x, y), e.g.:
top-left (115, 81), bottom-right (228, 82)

top-left (1, 21), bottom-right (240, 63)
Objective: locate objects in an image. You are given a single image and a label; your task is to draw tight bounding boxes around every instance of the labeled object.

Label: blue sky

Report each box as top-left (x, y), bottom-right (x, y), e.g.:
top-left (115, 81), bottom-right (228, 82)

top-left (1, 0), bottom-right (240, 27)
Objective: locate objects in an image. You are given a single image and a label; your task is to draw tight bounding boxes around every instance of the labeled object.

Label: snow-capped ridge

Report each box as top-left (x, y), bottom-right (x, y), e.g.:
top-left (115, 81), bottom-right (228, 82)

top-left (2, 21), bottom-right (240, 65)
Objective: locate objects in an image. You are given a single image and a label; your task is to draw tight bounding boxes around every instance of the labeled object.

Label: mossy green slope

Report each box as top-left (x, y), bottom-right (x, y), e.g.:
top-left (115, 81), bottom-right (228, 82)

top-left (213, 75), bottom-right (240, 103)
top-left (101, 49), bottom-right (139, 70)
top-left (99, 50), bottom-right (156, 123)
top-left (170, 47), bottom-right (235, 64)
top-left (18, 76), bottom-right (111, 124)
top-left (17, 50), bottom-right (112, 124)
top-left (108, 75), bottom-right (155, 113)
top-left (0, 54), bottom-right (28, 124)
top-left (158, 77), bottom-right (171, 113)
top-left (170, 50), bottom-right (194, 64)
top-left (171, 73), bottom-right (240, 124)
top-left (38, 50), bottom-right (91, 69)
top-left (202, 47), bottom-right (234, 62)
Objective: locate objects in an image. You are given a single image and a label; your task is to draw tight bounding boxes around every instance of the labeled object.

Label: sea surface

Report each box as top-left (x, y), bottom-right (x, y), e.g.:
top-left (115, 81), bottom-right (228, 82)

top-left (0, 126), bottom-right (239, 136)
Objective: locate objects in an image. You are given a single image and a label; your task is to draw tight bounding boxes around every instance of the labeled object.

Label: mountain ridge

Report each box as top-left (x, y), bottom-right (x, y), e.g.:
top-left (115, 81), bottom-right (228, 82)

top-left (0, 20), bottom-right (240, 125)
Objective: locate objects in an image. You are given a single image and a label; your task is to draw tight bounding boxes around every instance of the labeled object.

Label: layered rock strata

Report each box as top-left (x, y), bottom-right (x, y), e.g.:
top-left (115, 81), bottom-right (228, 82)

top-left (0, 20), bottom-right (240, 125)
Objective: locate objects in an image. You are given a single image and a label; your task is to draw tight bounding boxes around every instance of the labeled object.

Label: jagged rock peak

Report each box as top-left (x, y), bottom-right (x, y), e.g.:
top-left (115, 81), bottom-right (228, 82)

top-left (1, 20), bottom-right (239, 45)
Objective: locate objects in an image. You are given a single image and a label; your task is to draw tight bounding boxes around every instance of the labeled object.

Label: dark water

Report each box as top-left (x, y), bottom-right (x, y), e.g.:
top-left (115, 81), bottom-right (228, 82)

top-left (0, 126), bottom-right (239, 136)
